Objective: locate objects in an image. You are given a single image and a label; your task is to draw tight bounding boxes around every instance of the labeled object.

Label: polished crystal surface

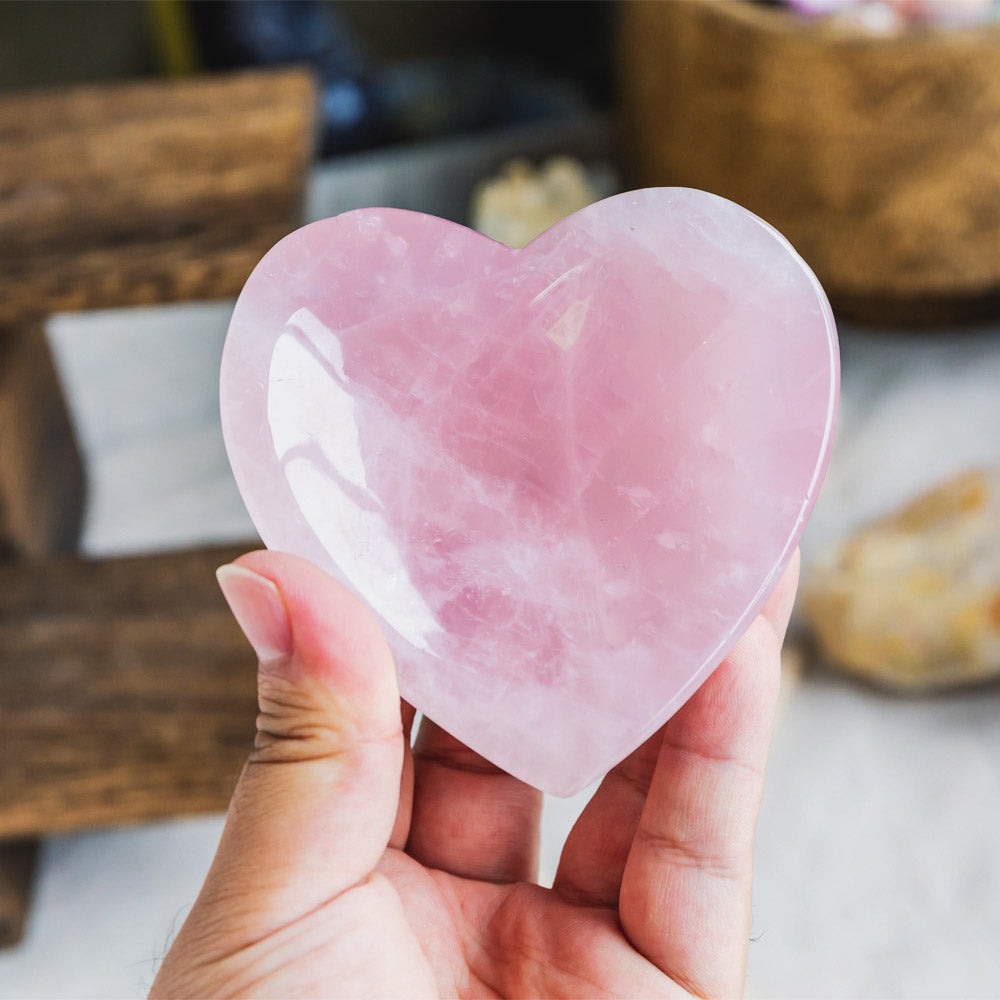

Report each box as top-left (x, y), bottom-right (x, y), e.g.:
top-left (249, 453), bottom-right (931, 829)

top-left (220, 188), bottom-right (839, 795)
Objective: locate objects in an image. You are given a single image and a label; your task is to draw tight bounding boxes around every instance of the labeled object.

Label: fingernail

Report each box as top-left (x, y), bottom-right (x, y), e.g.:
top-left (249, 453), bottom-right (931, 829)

top-left (217, 564), bottom-right (294, 663)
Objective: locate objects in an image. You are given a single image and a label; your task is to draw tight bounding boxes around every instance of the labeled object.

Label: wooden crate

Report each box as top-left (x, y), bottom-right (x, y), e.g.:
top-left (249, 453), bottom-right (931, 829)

top-left (0, 68), bottom-right (314, 945)
top-left (620, 0), bottom-right (1000, 325)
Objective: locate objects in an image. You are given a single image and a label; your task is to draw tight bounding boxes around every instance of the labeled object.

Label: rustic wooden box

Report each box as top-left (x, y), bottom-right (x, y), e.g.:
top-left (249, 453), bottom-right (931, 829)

top-left (620, 0), bottom-right (1000, 325)
top-left (0, 68), bottom-right (314, 945)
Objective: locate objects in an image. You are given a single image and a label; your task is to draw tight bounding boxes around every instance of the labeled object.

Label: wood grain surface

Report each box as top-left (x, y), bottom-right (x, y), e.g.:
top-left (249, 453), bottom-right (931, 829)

top-left (0, 323), bottom-right (86, 559)
top-left (0, 543), bottom-right (261, 839)
top-left (0, 69), bottom-right (315, 325)
top-left (620, 0), bottom-right (1000, 324)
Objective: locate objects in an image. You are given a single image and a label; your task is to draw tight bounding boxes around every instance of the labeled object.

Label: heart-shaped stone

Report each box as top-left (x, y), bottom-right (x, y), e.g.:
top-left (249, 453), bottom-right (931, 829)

top-left (221, 188), bottom-right (838, 796)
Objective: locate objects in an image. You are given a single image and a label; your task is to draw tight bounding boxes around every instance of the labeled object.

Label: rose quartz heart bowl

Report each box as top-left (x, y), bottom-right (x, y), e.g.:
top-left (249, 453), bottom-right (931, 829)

top-left (221, 188), bottom-right (839, 795)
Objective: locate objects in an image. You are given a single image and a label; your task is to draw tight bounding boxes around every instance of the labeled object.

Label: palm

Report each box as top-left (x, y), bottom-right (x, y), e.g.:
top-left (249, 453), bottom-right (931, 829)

top-left (379, 853), bottom-right (678, 1000)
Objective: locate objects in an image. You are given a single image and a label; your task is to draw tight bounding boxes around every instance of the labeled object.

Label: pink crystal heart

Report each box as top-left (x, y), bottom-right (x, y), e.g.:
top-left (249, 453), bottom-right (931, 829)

top-left (221, 188), bottom-right (838, 795)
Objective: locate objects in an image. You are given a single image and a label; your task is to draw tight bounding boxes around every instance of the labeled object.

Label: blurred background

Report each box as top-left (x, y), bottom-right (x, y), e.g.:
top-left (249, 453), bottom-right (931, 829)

top-left (1, 1), bottom-right (1000, 997)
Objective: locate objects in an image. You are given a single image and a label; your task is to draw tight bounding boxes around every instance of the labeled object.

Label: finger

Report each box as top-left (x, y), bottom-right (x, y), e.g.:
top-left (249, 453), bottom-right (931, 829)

top-left (760, 547), bottom-right (800, 646)
top-left (407, 719), bottom-right (543, 883)
top-left (401, 701), bottom-right (418, 743)
top-left (619, 552), bottom-right (799, 999)
top-left (555, 549), bottom-right (800, 910)
top-left (185, 551), bottom-right (404, 942)
top-left (390, 702), bottom-right (417, 850)
top-left (551, 727), bottom-right (661, 907)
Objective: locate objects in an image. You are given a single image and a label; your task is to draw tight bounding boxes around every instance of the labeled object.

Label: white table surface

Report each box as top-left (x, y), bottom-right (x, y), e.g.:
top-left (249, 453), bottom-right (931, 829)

top-left (3, 294), bottom-right (1000, 996)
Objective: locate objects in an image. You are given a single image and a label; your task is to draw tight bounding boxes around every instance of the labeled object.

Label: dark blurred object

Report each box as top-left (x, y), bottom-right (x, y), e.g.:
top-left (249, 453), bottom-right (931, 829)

top-left (0, 840), bottom-right (36, 948)
top-left (0, 324), bottom-right (84, 560)
top-left (0, 1), bottom-right (156, 91)
top-left (189, 0), bottom-right (380, 152)
top-left (620, 0), bottom-right (1000, 326)
top-left (371, 58), bottom-right (583, 146)
top-left (188, 0), bottom-right (592, 157)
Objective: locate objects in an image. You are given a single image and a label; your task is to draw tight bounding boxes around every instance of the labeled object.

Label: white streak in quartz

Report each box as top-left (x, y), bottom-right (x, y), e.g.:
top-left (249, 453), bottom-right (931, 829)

top-left (545, 297), bottom-right (592, 351)
top-left (530, 262), bottom-right (590, 305)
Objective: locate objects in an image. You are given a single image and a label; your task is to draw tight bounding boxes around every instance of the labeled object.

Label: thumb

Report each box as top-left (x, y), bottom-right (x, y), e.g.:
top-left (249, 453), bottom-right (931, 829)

top-left (199, 549), bottom-right (404, 936)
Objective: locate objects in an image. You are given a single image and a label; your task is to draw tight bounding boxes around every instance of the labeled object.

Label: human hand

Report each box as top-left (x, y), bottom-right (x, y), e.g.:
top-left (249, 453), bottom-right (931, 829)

top-left (151, 548), bottom-right (798, 999)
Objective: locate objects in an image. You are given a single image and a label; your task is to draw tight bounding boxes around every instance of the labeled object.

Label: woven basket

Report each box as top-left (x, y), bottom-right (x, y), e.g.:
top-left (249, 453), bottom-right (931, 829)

top-left (619, 0), bottom-right (1000, 325)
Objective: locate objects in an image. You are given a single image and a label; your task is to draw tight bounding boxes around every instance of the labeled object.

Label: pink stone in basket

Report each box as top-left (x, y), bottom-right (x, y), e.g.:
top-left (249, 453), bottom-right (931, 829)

top-left (220, 188), bottom-right (839, 796)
